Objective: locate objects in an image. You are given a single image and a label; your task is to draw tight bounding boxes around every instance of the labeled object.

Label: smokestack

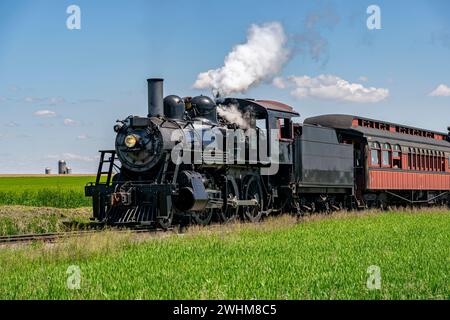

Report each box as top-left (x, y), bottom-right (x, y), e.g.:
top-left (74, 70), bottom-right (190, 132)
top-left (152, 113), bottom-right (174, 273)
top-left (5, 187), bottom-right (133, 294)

top-left (147, 78), bottom-right (164, 118)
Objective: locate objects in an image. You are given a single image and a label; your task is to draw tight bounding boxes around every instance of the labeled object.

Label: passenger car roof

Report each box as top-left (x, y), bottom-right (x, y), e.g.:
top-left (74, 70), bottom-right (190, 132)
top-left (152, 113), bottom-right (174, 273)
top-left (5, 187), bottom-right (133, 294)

top-left (304, 114), bottom-right (450, 151)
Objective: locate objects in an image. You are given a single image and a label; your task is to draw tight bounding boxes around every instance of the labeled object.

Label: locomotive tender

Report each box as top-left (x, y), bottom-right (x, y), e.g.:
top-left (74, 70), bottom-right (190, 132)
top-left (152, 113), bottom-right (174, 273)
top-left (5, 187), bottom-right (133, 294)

top-left (85, 78), bottom-right (450, 228)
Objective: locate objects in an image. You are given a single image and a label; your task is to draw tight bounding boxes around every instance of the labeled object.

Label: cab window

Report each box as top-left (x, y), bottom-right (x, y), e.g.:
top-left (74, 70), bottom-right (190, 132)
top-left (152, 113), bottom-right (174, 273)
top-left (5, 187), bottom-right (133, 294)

top-left (278, 118), bottom-right (292, 140)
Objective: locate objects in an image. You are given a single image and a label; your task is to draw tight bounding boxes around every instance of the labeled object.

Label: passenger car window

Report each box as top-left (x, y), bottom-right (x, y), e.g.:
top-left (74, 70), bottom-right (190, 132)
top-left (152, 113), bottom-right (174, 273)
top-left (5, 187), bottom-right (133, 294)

top-left (382, 151), bottom-right (390, 166)
top-left (392, 144), bottom-right (402, 169)
top-left (371, 150), bottom-right (379, 165)
top-left (381, 143), bottom-right (391, 167)
top-left (370, 142), bottom-right (380, 167)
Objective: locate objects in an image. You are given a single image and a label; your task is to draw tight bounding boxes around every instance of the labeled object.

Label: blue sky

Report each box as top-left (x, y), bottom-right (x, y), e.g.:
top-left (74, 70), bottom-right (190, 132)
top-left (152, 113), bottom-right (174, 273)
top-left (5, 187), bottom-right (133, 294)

top-left (0, 0), bottom-right (449, 173)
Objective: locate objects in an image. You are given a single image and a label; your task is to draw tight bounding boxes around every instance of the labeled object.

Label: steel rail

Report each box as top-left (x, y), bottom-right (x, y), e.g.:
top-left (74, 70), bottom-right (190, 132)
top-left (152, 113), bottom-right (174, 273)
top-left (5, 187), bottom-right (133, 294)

top-left (0, 228), bottom-right (172, 245)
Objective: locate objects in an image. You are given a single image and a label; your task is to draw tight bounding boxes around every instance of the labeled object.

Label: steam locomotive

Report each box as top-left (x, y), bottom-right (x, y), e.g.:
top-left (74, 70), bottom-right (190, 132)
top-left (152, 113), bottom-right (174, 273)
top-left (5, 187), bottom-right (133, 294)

top-left (85, 78), bottom-right (450, 228)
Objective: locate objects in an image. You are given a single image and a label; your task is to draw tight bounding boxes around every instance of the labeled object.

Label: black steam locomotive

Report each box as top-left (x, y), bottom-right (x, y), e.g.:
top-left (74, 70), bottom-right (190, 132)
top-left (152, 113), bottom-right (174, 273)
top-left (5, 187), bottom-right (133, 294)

top-left (86, 78), bottom-right (450, 228)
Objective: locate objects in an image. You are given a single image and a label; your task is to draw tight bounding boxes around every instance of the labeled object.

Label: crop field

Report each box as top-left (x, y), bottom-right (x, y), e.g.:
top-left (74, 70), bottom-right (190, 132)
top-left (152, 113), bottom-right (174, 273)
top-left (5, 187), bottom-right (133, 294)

top-left (0, 210), bottom-right (448, 300)
top-left (0, 176), bottom-right (96, 208)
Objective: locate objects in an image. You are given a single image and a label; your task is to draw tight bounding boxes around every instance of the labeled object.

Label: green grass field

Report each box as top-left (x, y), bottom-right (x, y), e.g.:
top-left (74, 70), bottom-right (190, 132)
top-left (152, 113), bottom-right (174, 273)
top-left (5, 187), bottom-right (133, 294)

top-left (0, 176), bottom-right (95, 208)
top-left (0, 210), bottom-right (448, 300)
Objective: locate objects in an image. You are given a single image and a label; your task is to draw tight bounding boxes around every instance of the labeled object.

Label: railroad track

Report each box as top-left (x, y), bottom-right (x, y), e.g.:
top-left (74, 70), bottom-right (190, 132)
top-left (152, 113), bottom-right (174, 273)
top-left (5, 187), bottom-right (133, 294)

top-left (0, 228), bottom-right (173, 245)
top-left (0, 230), bottom-right (110, 244)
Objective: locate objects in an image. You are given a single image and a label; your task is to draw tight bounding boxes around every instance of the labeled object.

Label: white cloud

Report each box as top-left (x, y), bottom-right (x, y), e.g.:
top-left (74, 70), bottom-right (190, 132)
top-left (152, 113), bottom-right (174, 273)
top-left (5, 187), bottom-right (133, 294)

top-left (34, 110), bottom-right (57, 117)
top-left (25, 97), bottom-right (41, 103)
top-left (276, 75), bottom-right (389, 103)
top-left (25, 96), bottom-right (65, 105)
top-left (62, 153), bottom-right (95, 162)
top-left (359, 76), bottom-right (368, 82)
top-left (77, 98), bottom-right (103, 104)
top-left (272, 77), bottom-right (287, 89)
top-left (0, 133), bottom-right (29, 139)
top-left (77, 134), bottom-right (91, 140)
top-left (47, 153), bottom-right (95, 162)
top-left (46, 154), bottom-right (59, 160)
top-left (193, 22), bottom-right (291, 96)
top-left (63, 118), bottom-right (79, 126)
top-left (5, 121), bottom-right (19, 127)
top-left (47, 97), bottom-right (65, 105)
top-left (429, 84), bottom-right (450, 97)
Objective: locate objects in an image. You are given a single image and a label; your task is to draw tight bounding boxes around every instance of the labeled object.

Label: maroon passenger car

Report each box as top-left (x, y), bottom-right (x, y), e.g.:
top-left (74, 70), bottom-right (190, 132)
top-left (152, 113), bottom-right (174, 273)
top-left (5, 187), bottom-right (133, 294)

top-left (304, 115), bottom-right (450, 207)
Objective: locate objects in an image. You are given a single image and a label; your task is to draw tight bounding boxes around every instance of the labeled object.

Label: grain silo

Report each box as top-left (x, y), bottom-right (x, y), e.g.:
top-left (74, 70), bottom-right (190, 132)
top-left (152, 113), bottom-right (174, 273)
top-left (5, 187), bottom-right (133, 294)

top-left (58, 160), bottom-right (67, 174)
top-left (45, 167), bottom-right (51, 175)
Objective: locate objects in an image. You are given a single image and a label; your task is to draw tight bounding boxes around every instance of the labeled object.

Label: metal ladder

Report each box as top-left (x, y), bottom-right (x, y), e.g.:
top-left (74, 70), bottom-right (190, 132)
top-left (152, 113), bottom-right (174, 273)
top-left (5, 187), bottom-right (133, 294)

top-left (95, 150), bottom-right (117, 186)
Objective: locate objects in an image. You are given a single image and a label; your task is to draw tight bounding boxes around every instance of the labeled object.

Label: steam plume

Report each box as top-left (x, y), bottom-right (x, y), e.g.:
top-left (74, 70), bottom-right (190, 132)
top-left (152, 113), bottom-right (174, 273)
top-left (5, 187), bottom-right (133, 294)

top-left (217, 104), bottom-right (250, 129)
top-left (193, 22), bottom-right (290, 96)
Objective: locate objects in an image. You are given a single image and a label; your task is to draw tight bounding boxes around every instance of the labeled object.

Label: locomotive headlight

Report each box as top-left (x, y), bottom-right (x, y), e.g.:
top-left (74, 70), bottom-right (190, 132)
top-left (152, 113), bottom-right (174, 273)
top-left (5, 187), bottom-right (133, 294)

top-left (124, 134), bottom-right (138, 148)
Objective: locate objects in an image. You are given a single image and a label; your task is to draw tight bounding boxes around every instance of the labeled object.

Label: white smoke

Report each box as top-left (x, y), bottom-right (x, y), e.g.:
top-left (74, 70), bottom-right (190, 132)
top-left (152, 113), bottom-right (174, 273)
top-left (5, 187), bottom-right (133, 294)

top-left (193, 22), bottom-right (291, 96)
top-left (217, 104), bottom-right (250, 129)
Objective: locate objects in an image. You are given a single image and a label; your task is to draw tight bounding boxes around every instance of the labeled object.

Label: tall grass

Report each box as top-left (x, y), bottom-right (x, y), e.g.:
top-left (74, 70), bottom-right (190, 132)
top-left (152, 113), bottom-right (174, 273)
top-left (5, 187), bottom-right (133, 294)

top-left (0, 206), bottom-right (92, 236)
top-left (0, 210), bottom-right (448, 300)
top-left (0, 176), bottom-right (95, 208)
